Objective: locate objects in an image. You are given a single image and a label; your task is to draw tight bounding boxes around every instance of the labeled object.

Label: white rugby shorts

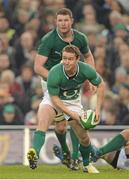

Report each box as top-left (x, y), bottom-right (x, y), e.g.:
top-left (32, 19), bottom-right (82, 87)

top-left (40, 90), bottom-right (83, 120)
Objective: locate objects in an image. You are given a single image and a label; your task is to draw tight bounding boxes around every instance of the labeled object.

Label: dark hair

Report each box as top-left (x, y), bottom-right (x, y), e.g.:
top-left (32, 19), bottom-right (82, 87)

top-left (56, 8), bottom-right (73, 18)
top-left (62, 45), bottom-right (80, 58)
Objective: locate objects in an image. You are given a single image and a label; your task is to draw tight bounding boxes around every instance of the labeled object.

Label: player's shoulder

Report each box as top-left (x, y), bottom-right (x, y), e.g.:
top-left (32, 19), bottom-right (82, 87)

top-left (79, 61), bottom-right (91, 69)
top-left (78, 61), bottom-right (95, 74)
top-left (73, 29), bottom-right (88, 39)
top-left (41, 29), bottom-right (57, 41)
top-left (49, 63), bottom-right (63, 73)
top-left (48, 64), bottom-right (63, 83)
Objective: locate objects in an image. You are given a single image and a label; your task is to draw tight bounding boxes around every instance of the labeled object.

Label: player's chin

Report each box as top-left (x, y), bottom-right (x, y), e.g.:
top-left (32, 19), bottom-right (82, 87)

top-left (64, 67), bottom-right (71, 71)
top-left (60, 28), bottom-right (69, 34)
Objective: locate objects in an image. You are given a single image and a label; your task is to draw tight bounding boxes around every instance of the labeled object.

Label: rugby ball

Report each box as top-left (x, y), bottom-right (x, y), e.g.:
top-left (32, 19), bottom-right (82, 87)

top-left (80, 109), bottom-right (98, 129)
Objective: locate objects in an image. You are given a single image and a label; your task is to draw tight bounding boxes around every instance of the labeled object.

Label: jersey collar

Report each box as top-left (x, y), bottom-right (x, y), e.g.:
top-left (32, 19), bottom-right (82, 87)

top-left (56, 28), bottom-right (74, 44)
top-left (63, 64), bottom-right (79, 80)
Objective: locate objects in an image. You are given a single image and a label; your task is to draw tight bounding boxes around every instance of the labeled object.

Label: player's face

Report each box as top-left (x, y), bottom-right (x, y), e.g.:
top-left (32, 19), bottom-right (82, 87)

top-left (62, 51), bottom-right (78, 72)
top-left (56, 15), bottom-right (73, 34)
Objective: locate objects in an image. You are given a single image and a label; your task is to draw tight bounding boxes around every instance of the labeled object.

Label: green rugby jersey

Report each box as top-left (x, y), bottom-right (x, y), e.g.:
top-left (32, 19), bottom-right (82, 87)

top-left (47, 62), bottom-right (101, 100)
top-left (37, 28), bottom-right (89, 70)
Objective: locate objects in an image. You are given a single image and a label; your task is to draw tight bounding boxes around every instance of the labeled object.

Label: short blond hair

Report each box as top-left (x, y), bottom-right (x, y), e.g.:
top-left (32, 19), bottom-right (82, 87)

top-left (62, 45), bottom-right (80, 58)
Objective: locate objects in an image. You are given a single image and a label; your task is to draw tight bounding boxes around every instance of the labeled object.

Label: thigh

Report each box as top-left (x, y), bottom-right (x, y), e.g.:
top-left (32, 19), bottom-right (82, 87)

top-left (37, 103), bottom-right (56, 131)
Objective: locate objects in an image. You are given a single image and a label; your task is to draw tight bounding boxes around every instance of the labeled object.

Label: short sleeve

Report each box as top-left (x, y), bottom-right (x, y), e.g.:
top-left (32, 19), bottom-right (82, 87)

top-left (83, 64), bottom-right (102, 86)
top-left (37, 35), bottom-right (53, 57)
top-left (80, 34), bottom-right (90, 54)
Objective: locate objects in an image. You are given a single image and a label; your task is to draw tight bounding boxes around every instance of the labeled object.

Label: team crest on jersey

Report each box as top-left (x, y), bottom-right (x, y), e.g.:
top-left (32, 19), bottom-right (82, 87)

top-left (61, 88), bottom-right (80, 100)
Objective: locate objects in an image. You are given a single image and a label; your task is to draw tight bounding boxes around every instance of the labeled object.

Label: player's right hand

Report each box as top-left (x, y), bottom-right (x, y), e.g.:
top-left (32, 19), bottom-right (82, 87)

top-left (95, 109), bottom-right (100, 124)
top-left (70, 111), bottom-right (80, 122)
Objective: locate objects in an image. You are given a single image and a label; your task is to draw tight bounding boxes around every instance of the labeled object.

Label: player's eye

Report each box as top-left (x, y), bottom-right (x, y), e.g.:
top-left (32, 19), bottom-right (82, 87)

top-left (62, 57), bottom-right (67, 60)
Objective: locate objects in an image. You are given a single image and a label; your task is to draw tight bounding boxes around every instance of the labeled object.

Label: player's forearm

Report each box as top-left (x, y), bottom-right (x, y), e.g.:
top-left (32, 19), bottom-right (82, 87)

top-left (96, 80), bottom-right (105, 111)
top-left (84, 50), bottom-right (95, 67)
top-left (34, 54), bottom-right (49, 79)
top-left (34, 65), bottom-right (49, 79)
top-left (50, 96), bottom-right (72, 117)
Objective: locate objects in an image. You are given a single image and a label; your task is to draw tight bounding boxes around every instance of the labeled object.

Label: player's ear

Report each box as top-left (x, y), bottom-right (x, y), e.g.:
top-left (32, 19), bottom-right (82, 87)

top-left (55, 19), bottom-right (57, 26)
top-left (76, 55), bottom-right (80, 61)
top-left (77, 57), bottom-right (80, 62)
top-left (71, 18), bottom-right (74, 25)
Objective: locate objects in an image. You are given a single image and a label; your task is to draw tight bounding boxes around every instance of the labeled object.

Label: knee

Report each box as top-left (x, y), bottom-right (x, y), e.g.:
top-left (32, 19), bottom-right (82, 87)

top-left (121, 129), bottom-right (129, 141)
top-left (55, 121), bottom-right (67, 134)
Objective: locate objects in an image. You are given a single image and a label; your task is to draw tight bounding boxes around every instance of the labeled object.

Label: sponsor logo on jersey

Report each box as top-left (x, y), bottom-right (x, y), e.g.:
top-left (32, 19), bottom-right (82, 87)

top-left (55, 51), bottom-right (61, 56)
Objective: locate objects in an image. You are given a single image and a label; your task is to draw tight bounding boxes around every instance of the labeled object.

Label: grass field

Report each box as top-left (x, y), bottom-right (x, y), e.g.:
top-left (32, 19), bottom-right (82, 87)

top-left (0, 165), bottom-right (129, 179)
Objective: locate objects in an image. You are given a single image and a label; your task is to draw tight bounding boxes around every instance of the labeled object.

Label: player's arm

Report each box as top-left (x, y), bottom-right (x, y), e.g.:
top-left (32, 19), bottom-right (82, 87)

top-left (81, 33), bottom-right (96, 93)
top-left (34, 54), bottom-right (49, 79)
top-left (92, 78), bottom-right (105, 123)
top-left (34, 35), bottom-right (53, 79)
top-left (85, 65), bottom-right (105, 122)
top-left (83, 50), bottom-right (95, 67)
top-left (83, 50), bottom-right (96, 94)
top-left (95, 79), bottom-right (105, 122)
top-left (81, 34), bottom-right (95, 67)
top-left (50, 96), bottom-right (80, 121)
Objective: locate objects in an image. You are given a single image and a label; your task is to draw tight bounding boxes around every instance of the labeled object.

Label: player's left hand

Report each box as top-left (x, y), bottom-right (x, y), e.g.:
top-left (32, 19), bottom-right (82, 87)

top-left (95, 109), bottom-right (100, 124)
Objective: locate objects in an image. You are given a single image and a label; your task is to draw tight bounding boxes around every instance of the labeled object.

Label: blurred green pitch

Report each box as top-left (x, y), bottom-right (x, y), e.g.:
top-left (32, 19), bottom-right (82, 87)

top-left (0, 165), bottom-right (129, 179)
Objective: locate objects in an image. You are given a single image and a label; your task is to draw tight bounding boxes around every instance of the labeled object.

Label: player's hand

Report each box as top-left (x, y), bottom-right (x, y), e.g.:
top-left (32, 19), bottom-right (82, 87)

top-left (95, 109), bottom-right (100, 124)
top-left (70, 111), bottom-right (80, 122)
top-left (84, 81), bottom-right (97, 95)
top-left (89, 83), bottom-right (97, 94)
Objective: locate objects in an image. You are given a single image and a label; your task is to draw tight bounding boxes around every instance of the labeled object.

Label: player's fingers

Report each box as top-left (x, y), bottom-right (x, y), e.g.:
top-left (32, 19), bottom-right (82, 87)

top-left (95, 114), bottom-right (100, 123)
top-left (91, 86), bottom-right (97, 94)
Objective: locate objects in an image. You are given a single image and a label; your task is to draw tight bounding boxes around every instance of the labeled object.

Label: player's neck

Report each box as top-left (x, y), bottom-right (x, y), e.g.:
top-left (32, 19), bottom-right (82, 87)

top-left (65, 65), bottom-right (78, 78)
top-left (57, 28), bottom-right (74, 43)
